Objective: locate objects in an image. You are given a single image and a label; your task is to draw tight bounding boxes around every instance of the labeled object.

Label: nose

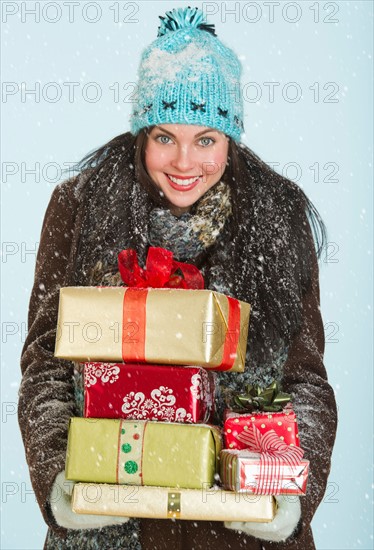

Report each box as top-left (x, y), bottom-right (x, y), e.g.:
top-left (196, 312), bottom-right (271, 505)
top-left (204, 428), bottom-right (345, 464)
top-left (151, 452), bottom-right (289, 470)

top-left (170, 145), bottom-right (197, 173)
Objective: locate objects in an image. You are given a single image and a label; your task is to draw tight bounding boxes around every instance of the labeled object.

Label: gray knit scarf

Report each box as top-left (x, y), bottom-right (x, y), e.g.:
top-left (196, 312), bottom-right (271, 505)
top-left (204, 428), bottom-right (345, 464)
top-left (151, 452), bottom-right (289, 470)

top-left (88, 180), bottom-right (232, 286)
top-left (148, 181), bottom-right (232, 261)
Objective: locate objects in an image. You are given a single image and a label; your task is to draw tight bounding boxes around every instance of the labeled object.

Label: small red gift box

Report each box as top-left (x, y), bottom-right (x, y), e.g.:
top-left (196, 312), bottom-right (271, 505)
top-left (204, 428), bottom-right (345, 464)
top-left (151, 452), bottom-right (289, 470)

top-left (83, 362), bottom-right (215, 423)
top-left (223, 408), bottom-right (300, 450)
top-left (220, 448), bottom-right (309, 495)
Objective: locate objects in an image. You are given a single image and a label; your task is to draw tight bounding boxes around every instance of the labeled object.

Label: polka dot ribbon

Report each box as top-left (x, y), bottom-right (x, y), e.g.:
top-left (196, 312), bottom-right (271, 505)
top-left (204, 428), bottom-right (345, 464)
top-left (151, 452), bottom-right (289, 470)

top-left (117, 421), bottom-right (146, 484)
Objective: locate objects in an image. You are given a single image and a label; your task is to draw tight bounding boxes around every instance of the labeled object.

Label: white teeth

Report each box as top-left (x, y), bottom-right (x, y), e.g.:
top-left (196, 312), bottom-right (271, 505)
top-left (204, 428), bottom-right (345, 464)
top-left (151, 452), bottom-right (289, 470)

top-left (168, 175), bottom-right (200, 186)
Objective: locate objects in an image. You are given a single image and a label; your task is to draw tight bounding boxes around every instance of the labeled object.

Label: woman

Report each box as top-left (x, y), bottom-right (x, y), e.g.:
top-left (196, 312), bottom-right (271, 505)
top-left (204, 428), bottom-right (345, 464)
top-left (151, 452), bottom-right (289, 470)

top-left (18, 7), bottom-right (337, 550)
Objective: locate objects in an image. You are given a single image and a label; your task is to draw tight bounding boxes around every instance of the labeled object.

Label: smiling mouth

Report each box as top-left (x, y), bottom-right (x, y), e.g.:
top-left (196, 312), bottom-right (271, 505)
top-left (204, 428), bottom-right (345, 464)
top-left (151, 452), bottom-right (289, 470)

top-left (165, 174), bottom-right (203, 193)
top-left (166, 174), bottom-right (201, 187)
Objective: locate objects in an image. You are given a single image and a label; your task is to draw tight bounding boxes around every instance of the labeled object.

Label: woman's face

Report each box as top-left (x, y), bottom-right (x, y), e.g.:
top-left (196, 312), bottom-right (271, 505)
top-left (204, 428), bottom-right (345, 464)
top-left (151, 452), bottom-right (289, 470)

top-left (145, 124), bottom-right (229, 216)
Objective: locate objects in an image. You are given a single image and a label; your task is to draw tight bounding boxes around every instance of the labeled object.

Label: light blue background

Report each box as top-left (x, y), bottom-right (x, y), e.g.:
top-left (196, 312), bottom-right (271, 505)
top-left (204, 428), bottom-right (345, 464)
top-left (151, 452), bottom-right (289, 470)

top-left (1, 1), bottom-right (373, 549)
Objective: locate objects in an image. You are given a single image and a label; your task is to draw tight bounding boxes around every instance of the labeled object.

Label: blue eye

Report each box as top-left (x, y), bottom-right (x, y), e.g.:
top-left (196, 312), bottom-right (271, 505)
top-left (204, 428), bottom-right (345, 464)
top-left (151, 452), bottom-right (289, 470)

top-left (156, 135), bottom-right (172, 144)
top-left (200, 137), bottom-right (215, 147)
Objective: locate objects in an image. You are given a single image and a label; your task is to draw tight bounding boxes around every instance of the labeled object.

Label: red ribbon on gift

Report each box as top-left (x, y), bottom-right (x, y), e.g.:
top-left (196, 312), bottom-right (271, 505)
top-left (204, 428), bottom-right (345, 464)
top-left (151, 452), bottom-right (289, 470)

top-left (237, 425), bottom-right (305, 495)
top-left (118, 247), bottom-right (204, 290)
top-left (118, 247), bottom-right (241, 370)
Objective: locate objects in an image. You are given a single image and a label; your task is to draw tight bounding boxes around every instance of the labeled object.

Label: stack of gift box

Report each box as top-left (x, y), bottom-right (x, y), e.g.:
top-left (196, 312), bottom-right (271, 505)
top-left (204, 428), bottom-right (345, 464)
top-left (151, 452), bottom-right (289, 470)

top-left (220, 382), bottom-right (309, 496)
top-left (54, 248), bottom-right (308, 522)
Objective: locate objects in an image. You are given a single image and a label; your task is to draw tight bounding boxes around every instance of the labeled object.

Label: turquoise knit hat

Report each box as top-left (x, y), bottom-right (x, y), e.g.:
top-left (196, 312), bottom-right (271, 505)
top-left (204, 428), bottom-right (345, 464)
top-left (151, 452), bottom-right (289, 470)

top-left (130, 7), bottom-right (244, 142)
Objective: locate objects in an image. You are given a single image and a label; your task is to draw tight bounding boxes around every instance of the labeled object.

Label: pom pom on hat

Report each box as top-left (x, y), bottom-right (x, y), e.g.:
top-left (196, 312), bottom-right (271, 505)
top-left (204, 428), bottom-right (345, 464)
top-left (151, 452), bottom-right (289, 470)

top-left (131, 6), bottom-right (244, 141)
top-left (157, 6), bottom-right (216, 37)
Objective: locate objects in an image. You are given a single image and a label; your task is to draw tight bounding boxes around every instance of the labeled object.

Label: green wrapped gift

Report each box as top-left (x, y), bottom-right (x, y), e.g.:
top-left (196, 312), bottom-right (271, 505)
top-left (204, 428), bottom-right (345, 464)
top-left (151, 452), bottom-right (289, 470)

top-left (66, 418), bottom-right (222, 489)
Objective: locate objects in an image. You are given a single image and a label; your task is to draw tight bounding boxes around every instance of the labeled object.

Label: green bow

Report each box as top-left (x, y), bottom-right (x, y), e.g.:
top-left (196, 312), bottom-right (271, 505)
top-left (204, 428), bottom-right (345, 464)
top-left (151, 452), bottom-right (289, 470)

top-left (230, 381), bottom-right (291, 413)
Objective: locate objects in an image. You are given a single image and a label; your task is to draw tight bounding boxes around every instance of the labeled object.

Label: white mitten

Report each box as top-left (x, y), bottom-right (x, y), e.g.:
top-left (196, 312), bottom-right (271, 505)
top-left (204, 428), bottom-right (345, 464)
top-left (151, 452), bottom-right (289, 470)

top-left (225, 495), bottom-right (301, 543)
top-left (50, 471), bottom-right (130, 530)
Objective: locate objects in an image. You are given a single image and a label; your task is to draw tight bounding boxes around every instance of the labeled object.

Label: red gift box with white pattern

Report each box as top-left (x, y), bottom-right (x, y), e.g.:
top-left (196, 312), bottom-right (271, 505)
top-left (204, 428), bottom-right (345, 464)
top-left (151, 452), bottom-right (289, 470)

top-left (83, 362), bottom-right (215, 423)
top-left (223, 408), bottom-right (300, 450)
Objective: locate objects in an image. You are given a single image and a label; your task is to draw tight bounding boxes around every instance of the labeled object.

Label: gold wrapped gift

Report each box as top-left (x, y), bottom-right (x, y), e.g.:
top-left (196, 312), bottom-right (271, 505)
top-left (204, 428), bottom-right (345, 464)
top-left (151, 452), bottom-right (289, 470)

top-left (72, 483), bottom-right (276, 522)
top-left (54, 287), bottom-right (250, 372)
top-left (66, 418), bottom-right (221, 489)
